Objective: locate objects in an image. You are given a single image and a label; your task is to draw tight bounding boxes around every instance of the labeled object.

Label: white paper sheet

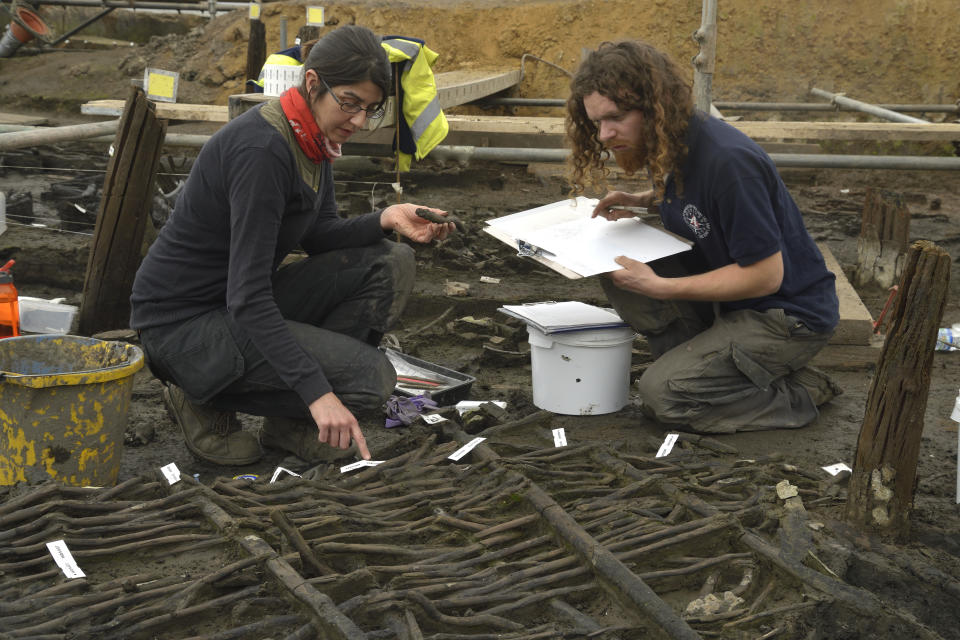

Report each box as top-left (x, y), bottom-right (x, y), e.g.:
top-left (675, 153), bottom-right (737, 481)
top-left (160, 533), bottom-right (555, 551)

top-left (499, 301), bottom-right (625, 333)
top-left (486, 197), bottom-right (692, 277)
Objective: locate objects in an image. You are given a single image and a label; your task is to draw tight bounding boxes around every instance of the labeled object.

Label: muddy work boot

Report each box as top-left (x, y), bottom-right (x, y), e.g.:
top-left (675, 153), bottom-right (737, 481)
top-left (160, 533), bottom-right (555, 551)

top-left (259, 416), bottom-right (356, 463)
top-left (790, 366), bottom-right (844, 406)
top-left (162, 385), bottom-right (262, 465)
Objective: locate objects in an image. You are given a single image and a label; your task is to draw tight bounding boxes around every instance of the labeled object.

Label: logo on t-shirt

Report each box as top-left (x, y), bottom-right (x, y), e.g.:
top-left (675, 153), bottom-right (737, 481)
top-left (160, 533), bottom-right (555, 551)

top-left (682, 204), bottom-right (710, 239)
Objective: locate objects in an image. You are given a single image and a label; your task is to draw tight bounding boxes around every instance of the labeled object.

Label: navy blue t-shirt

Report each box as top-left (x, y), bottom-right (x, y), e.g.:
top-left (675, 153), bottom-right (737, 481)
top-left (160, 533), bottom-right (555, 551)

top-left (658, 114), bottom-right (839, 333)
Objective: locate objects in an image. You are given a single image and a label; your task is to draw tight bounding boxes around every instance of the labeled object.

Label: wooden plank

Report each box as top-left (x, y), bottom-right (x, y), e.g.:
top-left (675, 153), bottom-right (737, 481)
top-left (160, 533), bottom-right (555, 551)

top-left (82, 92), bottom-right (960, 142)
top-left (436, 69), bottom-right (521, 109)
top-left (445, 115), bottom-right (564, 135)
top-left (349, 115), bottom-right (563, 146)
top-left (735, 120), bottom-right (960, 141)
top-left (82, 100), bottom-right (229, 122)
top-left (810, 342), bottom-right (881, 370)
top-left (225, 69), bottom-right (520, 126)
top-left (87, 70), bottom-right (520, 126)
top-left (445, 116), bottom-right (960, 142)
top-left (355, 115), bottom-right (960, 147)
top-left (819, 243), bottom-right (875, 346)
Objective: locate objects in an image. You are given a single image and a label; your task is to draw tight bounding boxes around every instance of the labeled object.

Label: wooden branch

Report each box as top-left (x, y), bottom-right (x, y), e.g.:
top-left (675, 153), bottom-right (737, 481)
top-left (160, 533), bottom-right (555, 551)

top-left (166, 552), bottom-right (272, 611)
top-left (739, 530), bottom-right (942, 640)
top-left (238, 534), bottom-right (365, 639)
top-left (270, 509), bottom-right (334, 578)
top-left (522, 478), bottom-right (702, 640)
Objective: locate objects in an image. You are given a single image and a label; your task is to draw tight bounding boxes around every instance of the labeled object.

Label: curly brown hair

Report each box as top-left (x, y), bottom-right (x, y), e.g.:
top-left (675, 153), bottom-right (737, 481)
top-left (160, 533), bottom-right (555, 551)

top-left (566, 40), bottom-right (694, 203)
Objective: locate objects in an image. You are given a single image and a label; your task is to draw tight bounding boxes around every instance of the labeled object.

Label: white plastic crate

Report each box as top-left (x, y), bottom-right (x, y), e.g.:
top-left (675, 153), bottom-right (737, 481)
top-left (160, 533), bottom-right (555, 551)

top-left (18, 297), bottom-right (78, 334)
top-left (262, 64), bottom-right (304, 97)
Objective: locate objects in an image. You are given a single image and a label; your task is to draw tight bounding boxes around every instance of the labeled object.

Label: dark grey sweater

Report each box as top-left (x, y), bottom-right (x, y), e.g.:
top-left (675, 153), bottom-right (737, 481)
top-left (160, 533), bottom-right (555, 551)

top-left (130, 101), bottom-right (386, 405)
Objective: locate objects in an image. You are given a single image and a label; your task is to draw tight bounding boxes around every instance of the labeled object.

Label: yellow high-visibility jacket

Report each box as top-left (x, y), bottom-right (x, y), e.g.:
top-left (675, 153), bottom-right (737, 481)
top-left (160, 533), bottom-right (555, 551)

top-left (381, 37), bottom-right (449, 171)
top-left (250, 50), bottom-right (303, 90)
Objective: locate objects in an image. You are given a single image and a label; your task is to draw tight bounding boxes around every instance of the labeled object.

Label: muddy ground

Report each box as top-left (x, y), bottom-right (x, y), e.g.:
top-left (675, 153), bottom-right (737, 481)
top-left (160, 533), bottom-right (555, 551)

top-left (2, 0), bottom-right (960, 636)
top-left (2, 139), bottom-right (960, 638)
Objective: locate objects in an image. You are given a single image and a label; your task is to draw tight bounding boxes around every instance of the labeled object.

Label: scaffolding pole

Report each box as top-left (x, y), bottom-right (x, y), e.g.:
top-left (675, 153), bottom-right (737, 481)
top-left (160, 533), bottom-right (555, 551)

top-left (715, 101), bottom-right (960, 114)
top-left (691, 0), bottom-right (718, 114)
top-left (810, 88), bottom-right (929, 124)
top-left (29, 0), bottom-right (248, 13)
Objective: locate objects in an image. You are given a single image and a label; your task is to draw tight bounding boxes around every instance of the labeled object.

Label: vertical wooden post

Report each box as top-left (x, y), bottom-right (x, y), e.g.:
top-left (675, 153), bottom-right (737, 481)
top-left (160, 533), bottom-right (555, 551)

top-left (854, 188), bottom-right (911, 289)
top-left (845, 240), bottom-right (951, 540)
top-left (78, 86), bottom-right (167, 335)
top-left (245, 17), bottom-right (267, 86)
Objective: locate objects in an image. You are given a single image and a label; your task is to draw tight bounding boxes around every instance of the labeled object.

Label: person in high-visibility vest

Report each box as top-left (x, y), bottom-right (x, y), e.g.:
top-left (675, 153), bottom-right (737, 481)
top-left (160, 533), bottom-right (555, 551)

top-left (246, 38), bottom-right (318, 93)
top-left (250, 34), bottom-right (449, 171)
top-left (131, 25), bottom-right (456, 466)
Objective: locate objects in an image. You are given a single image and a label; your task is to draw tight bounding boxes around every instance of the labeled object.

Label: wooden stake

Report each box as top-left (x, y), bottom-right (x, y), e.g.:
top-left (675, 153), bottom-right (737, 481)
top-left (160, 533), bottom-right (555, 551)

top-left (854, 188), bottom-right (911, 289)
top-left (845, 240), bottom-right (951, 540)
top-left (245, 18), bottom-right (267, 88)
top-left (78, 86), bottom-right (166, 335)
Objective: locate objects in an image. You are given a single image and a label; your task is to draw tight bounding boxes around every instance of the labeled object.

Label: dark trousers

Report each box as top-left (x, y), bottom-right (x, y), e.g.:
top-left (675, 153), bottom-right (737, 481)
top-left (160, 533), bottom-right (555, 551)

top-left (140, 240), bottom-right (415, 418)
top-left (601, 255), bottom-right (833, 433)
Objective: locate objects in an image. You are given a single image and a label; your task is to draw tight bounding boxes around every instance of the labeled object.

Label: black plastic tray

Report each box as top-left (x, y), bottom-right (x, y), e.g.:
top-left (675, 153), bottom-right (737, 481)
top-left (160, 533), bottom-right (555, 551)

top-left (382, 348), bottom-right (475, 406)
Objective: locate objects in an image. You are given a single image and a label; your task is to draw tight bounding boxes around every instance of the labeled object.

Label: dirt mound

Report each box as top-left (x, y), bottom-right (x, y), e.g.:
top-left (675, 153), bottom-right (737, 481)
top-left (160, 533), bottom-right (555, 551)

top-left (0, 0), bottom-right (958, 115)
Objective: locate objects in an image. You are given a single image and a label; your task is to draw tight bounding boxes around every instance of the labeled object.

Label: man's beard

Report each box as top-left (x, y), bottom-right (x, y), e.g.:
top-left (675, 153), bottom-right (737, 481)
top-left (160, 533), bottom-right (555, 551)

top-left (611, 145), bottom-right (647, 176)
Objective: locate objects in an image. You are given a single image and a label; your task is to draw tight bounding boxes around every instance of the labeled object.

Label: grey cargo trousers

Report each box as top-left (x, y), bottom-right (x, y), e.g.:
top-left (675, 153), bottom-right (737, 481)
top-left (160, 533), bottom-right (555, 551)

top-left (140, 240), bottom-right (414, 419)
top-left (601, 256), bottom-right (834, 433)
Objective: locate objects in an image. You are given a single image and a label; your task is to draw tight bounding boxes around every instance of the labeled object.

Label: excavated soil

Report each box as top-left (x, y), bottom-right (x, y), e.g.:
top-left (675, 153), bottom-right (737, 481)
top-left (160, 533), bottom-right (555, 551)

top-left (1, 0), bottom-right (959, 114)
top-left (1, 1), bottom-right (960, 638)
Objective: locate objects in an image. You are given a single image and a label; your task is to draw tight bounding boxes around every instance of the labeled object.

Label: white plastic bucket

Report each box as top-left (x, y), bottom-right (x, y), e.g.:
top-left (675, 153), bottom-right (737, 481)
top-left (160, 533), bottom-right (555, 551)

top-left (527, 325), bottom-right (636, 415)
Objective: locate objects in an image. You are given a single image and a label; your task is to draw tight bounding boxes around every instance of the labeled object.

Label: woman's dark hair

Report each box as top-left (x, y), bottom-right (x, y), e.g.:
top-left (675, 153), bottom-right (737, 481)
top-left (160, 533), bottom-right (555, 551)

top-left (566, 40), bottom-right (694, 203)
top-left (300, 25), bottom-right (391, 107)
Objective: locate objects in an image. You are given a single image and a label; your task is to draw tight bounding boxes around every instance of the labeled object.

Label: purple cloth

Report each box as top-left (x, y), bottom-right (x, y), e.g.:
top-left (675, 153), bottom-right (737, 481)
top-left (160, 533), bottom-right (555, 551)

top-left (384, 394), bottom-right (438, 428)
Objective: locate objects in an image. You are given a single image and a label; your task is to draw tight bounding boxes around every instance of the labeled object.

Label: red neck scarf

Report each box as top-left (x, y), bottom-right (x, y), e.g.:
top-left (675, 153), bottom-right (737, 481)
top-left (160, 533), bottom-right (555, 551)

top-left (279, 87), bottom-right (342, 164)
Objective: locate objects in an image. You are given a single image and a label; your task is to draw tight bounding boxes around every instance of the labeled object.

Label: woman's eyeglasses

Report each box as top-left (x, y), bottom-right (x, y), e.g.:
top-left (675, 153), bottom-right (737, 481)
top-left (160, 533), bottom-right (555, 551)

top-left (319, 77), bottom-right (385, 119)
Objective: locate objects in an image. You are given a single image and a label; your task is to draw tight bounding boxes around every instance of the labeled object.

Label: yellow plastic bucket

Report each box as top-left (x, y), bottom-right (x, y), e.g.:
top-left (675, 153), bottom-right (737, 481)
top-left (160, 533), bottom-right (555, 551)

top-left (0, 335), bottom-right (144, 486)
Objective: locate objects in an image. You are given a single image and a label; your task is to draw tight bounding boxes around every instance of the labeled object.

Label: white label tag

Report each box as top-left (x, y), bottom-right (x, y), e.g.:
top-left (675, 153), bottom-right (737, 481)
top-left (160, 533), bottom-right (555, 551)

top-left (821, 462), bottom-right (852, 476)
top-left (552, 428), bottom-right (567, 447)
top-left (422, 413), bottom-right (448, 424)
top-left (269, 466), bottom-right (302, 483)
top-left (47, 540), bottom-right (85, 578)
top-left (448, 437), bottom-right (486, 461)
top-left (340, 460), bottom-right (384, 473)
top-left (655, 433), bottom-right (679, 458)
top-left (160, 462), bottom-right (181, 485)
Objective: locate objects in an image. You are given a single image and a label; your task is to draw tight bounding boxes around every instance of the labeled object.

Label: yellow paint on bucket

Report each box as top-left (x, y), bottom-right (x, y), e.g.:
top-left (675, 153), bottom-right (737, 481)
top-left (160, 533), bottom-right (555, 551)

top-left (0, 335), bottom-right (144, 486)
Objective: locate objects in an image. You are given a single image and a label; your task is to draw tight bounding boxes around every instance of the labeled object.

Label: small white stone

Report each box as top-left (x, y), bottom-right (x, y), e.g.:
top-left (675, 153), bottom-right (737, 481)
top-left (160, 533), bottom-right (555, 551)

top-left (776, 479), bottom-right (799, 499)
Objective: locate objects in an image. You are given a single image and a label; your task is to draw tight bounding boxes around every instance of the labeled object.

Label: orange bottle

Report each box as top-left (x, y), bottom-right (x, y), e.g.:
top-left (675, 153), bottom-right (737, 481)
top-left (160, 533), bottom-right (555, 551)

top-left (0, 259), bottom-right (20, 338)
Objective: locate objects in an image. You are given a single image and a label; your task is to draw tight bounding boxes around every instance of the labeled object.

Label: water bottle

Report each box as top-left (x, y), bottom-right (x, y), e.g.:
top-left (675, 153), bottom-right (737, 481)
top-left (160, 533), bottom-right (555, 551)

top-left (936, 327), bottom-right (960, 351)
top-left (0, 259), bottom-right (19, 338)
